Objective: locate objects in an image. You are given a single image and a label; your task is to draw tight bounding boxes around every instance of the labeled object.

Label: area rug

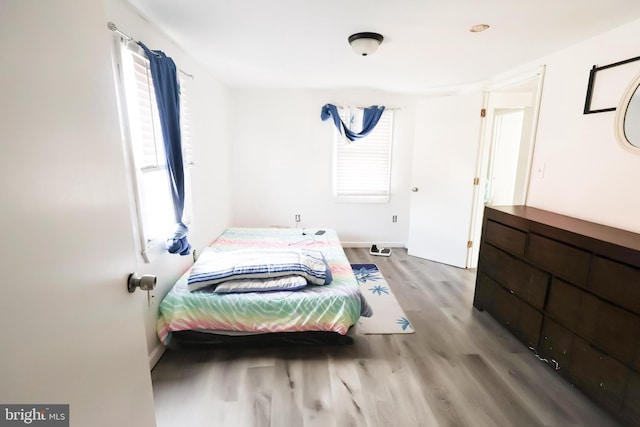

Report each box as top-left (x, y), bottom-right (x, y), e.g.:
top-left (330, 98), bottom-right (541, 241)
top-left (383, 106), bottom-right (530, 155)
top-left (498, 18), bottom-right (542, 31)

top-left (351, 264), bottom-right (414, 334)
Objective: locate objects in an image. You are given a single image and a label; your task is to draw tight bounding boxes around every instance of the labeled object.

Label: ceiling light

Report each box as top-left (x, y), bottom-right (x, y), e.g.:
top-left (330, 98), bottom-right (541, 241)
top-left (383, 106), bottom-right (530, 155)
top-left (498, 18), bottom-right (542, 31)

top-left (470, 24), bottom-right (490, 33)
top-left (348, 32), bottom-right (384, 56)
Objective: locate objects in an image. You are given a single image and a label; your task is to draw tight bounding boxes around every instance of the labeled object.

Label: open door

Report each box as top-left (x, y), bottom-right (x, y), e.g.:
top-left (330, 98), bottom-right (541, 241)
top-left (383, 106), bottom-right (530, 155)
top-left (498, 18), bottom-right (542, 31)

top-left (1, 4), bottom-right (157, 426)
top-left (407, 92), bottom-right (485, 268)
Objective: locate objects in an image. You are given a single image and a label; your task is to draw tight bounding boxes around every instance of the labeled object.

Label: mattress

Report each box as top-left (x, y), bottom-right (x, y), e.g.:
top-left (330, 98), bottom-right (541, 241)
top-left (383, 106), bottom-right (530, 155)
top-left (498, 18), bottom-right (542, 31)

top-left (157, 227), bottom-right (371, 346)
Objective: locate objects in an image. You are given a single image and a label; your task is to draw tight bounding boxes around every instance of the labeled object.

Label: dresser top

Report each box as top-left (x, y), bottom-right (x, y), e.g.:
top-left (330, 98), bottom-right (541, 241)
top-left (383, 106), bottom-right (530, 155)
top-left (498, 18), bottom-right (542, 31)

top-left (487, 205), bottom-right (640, 254)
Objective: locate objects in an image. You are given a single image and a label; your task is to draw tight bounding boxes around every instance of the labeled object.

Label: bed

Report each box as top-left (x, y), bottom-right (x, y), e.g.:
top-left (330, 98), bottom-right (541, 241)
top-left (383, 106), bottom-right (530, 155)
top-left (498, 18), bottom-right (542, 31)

top-left (157, 227), bottom-right (372, 348)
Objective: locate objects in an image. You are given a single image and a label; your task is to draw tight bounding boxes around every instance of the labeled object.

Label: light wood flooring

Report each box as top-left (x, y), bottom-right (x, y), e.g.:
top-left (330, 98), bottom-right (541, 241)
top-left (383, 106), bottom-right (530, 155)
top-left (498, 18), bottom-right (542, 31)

top-left (151, 248), bottom-right (622, 427)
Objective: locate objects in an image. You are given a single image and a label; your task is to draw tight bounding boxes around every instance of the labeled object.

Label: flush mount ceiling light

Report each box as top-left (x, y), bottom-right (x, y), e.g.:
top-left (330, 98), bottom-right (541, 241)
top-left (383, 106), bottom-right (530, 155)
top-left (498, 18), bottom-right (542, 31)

top-left (470, 24), bottom-right (490, 33)
top-left (348, 32), bottom-right (384, 56)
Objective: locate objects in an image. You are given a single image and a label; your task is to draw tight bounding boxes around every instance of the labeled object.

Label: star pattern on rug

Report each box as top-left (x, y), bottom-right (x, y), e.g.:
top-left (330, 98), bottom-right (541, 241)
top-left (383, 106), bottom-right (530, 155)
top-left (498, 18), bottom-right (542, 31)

top-left (368, 285), bottom-right (390, 295)
top-left (353, 266), bottom-right (382, 284)
top-left (396, 317), bottom-right (413, 331)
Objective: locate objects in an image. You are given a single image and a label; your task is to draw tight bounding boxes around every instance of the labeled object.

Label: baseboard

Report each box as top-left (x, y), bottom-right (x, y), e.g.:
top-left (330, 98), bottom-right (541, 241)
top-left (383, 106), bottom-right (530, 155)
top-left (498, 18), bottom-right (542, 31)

top-left (149, 343), bottom-right (166, 370)
top-left (341, 242), bottom-right (406, 248)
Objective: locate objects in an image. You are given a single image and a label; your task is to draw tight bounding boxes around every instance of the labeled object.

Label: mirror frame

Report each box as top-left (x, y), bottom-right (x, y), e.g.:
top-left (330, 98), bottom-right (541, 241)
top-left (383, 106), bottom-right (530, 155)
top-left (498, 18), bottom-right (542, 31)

top-left (615, 71), bottom-right (640, 154)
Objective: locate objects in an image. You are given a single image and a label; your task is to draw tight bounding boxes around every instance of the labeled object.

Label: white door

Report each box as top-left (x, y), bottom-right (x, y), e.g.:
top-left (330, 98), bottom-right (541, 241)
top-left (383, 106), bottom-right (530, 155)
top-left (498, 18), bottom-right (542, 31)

top-left (407, 92), bottom-right (485, 268)
top-left (1, 3), bottom-right (156, 426)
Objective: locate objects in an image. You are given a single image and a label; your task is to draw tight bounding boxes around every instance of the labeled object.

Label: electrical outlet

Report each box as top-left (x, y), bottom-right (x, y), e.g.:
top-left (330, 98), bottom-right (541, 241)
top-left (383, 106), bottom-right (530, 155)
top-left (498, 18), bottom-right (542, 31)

top-left (295, 214), bottom-right (301, 222)
top-left (536, 163), bottom-right (546, 178)
top-left (392, 215), bottom-right (398, 223)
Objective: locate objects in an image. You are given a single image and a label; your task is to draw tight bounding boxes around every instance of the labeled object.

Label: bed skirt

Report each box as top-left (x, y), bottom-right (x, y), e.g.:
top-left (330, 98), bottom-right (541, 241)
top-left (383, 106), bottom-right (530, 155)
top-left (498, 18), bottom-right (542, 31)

top-left (166, 329), bottom-right (355, 350)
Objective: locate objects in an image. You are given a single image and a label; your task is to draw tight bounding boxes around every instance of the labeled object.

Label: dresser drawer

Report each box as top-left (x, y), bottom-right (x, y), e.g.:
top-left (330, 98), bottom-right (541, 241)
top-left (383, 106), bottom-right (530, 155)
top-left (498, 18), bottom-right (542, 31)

top-left (590, 256), bottom-right (640, 314)
top-left (519, 302), bottom-right (543, 350)
top-left (545, 278), bottom-right (583, 331)
top-left (570, 336), bottom-right (627, 415)
top-left (491, 284), bottom-right (542, 349)
top-left (527, 233), bottom-right (591, 286)
top-left (540, 317), bottom-right (573, 376)
top-left (484, 220), bottom-right (526, 257)
top-left (540, 318), bottom-right (574, 376)
top-left (622, 370), bottom-right (640, 426)
top-left (473, 273), bottom-right (497, 311)
top-left (492, 284), bottom-right (521, 336)
top-left (479, 244), bottom-right (549, 310)
top-left (578, 292), bottom-right (640, 365)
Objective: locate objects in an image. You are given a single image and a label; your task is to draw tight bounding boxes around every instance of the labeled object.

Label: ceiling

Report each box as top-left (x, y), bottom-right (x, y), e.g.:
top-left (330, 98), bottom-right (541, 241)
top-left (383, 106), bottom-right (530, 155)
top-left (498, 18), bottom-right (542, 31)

top-left (127, 0), bottom-right (640, 94)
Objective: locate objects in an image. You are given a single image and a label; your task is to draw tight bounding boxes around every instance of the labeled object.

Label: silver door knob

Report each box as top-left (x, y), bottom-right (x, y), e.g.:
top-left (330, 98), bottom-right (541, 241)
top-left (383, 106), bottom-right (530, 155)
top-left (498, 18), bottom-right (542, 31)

top-left (127, 273), bottom-right (157, 293)
top-left (411, 187), bottom-right (419, 192)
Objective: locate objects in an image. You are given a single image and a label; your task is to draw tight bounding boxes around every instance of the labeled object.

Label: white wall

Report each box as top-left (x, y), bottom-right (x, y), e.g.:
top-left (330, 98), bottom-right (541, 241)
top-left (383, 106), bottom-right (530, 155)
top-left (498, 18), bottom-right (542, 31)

top-left (106, 0), bottom-right (234, 363)
top-left (229, 89), bottom-right (416, 246)
top-left (526, 18), bottom-right (640, 232)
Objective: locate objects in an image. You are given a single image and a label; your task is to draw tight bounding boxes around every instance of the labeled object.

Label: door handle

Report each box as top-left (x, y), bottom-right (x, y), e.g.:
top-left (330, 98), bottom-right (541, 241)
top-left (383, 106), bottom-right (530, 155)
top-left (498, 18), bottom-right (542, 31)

top-left (411, 187), bottom-right (419, 192)
top-left (127, 273), bottom-right (157, 293)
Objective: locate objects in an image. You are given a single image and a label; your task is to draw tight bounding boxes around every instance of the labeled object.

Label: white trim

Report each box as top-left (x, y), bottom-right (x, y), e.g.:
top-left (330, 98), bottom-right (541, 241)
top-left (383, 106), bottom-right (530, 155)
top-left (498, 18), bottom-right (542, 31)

top-left (111, 36), bottom-right (150, 263)
top-left (149, 343), bottom-right (166, 370)
top-left (522, 64), bottom-right (547, 205)
top-left (466, 65), bottom-right (546, 268)
top-left (341, 241), bottom-right (406, 248)
top-left (334, 195), bottom-right (390, 204)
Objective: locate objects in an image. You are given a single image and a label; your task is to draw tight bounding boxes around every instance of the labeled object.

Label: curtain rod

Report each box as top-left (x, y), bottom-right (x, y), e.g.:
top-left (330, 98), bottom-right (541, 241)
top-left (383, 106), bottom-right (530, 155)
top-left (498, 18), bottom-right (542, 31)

top-left (333, 105), bottom-right (400, 111)
top-left (107, 22), bottom-right (194, 80)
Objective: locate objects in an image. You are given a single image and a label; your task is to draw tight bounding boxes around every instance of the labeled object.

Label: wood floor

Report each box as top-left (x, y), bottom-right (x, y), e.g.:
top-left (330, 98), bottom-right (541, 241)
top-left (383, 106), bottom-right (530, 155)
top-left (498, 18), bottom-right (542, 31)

top-left (151, 248), bottom-right (622, 427)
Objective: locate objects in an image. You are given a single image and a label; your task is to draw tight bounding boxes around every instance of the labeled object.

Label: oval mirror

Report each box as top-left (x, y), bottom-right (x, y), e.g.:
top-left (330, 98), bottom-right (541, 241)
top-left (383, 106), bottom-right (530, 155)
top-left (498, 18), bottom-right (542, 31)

top-left (615, 71), bottom-right (640, 152)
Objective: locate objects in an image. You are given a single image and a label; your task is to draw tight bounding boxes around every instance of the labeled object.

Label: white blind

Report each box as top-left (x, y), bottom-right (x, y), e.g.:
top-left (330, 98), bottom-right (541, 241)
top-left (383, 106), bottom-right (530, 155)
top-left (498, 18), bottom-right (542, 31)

top-left (131, 53), bottom-right (165, 170)
top-left (334, 108), bottom-right (393, 199)
top-left (130, 53), bottom-right (193, 170)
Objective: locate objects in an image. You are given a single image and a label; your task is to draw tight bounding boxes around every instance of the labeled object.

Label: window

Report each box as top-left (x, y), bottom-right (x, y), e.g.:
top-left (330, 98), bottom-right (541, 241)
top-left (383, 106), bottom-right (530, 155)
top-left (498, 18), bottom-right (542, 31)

top-left (333, 108), bottom-right (394, 202)
top-left (117, 41), bottom-right (193, 261)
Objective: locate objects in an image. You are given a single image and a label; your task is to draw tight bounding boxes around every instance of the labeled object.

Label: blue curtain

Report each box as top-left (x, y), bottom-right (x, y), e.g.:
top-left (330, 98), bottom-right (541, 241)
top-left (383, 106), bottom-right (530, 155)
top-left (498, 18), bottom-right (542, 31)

top-left (138, 42), bottom-right (191, 256)
top-left (320, 104), bottom-right (385, 141)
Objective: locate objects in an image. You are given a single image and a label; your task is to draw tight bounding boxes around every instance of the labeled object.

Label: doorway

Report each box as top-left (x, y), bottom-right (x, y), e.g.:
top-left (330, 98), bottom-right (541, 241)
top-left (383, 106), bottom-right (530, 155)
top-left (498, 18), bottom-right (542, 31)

top-left (485, 108), bottom-right (528, 205)
top-left (468, 68), bottom-right (545, 267)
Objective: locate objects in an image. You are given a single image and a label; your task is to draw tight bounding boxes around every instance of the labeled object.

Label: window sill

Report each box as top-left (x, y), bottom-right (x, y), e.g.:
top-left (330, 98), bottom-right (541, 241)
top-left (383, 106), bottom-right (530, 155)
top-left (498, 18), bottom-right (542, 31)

top-left (334, 195), bottom-right (390, 204)
top-left (141, 237), bottom-right (167, 263)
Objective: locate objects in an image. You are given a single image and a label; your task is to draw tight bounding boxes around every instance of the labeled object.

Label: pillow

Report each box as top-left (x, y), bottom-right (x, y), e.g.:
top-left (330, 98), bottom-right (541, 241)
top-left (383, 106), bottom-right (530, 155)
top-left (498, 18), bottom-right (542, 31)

top-left (213, 275), bottom-right (308, 294)
top-left (188, 249), bottom-right (332, 292)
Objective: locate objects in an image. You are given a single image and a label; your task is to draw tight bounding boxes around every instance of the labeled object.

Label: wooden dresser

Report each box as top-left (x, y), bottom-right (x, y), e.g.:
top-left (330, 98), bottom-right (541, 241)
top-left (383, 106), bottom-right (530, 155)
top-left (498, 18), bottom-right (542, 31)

top-left (473, 205), bottom-right (640, 426)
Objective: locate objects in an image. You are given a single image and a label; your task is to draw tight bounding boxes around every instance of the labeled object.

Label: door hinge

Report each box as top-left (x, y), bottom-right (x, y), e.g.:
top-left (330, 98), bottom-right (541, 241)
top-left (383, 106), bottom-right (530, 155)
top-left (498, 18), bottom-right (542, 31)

top-left (480, 108), bottom-right (486, 118)
top-left (467, 240), bottom-right (473, 248)
top-left (473, 177), bottom-right (480, 185)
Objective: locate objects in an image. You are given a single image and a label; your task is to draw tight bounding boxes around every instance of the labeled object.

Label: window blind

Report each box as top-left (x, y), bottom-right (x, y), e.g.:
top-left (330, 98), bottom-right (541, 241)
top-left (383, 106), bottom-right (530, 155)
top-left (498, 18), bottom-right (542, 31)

top-left (131, 52), bottom-right (165, 171)
top-left (334, 109), bottom-right (393, 200)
